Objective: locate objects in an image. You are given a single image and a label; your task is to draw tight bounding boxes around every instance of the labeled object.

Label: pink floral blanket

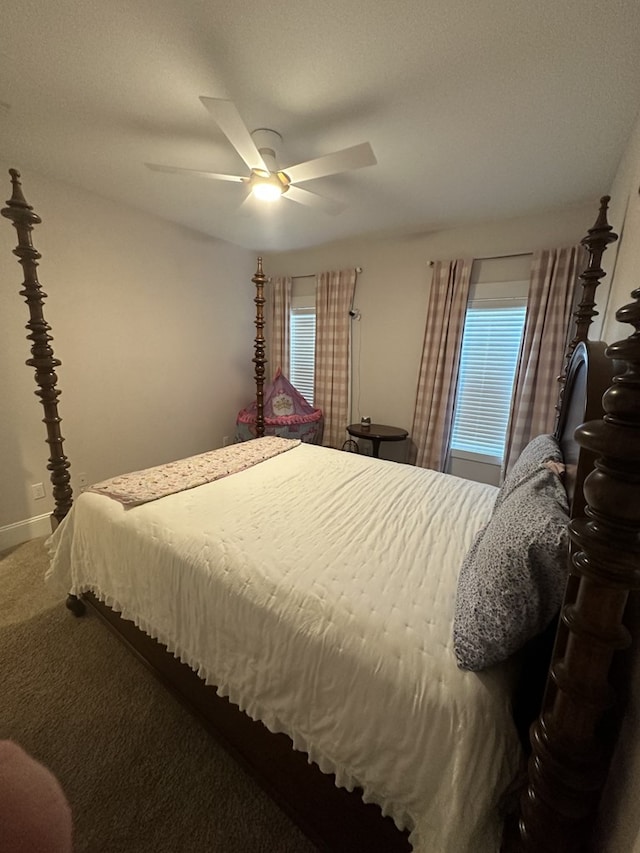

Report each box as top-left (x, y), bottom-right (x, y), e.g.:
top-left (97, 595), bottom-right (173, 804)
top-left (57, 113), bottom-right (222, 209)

top-left (87, 436), bottom-right (300, 508)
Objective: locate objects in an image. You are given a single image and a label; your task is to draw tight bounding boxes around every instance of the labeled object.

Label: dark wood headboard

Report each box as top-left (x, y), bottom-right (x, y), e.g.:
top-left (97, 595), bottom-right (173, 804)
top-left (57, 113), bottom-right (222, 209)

top-left (555, 339), bottom-right (615, 519)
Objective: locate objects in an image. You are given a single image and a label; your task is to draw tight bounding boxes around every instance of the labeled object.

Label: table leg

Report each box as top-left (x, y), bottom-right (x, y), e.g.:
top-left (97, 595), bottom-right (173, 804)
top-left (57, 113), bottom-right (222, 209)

top-left (371, 438), bottom-right (381, 458)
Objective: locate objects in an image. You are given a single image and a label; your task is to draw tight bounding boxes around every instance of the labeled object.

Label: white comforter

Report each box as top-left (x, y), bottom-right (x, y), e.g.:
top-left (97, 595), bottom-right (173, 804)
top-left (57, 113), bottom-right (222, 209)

top-left (46, 442), bottom-right (522, 852)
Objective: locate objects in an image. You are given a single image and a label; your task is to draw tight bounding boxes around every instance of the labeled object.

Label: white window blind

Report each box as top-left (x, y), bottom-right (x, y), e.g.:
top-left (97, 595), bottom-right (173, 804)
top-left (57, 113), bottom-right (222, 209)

top-left (450, 303), bottom-right (527, 461)
top-left (290, 307), bottom-right (316, 405)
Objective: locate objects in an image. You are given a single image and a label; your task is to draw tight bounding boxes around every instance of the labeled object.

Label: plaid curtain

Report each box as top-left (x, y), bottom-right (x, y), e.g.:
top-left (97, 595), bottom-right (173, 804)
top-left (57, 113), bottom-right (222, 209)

top-left (410, 259), bottom-right (473, 470)
top-left (267, 276), bottom-right (291, 380)
top-left (314, 269), bottom-right (357, 449)
top-left (503, 245), bottom-right (583, 474)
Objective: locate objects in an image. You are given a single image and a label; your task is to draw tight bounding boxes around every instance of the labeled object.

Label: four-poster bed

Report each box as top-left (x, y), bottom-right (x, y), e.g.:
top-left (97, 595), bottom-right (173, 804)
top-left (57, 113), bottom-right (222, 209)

top-left (3, 169), bottom-right (640, 852)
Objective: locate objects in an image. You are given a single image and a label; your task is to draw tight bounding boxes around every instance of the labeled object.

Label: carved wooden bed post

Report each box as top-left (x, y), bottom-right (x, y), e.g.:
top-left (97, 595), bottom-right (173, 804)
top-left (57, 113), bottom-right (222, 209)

top-left (557, 196), bottom-right (618, 413)
top-left (518, 289), bottom-right (640, 851)
top-left (252, 257), bottom-right (267, 437)
top-left (572, 196), bottom-right (618, 353)
top-left (1, 169), bottom-right (73, 528)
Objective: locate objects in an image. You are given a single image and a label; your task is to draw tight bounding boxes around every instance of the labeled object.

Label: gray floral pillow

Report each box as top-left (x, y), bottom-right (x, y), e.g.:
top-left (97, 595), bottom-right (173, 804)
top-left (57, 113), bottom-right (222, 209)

top-left (453, 463), bottom-right (569, 671)
top-left (494, 434), bottom-right (563, 511)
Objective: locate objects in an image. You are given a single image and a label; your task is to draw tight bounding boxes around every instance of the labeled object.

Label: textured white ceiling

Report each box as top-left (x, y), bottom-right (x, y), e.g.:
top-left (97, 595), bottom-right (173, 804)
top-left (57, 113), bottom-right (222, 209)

top-left (2, 0), bottom-right (640, 251)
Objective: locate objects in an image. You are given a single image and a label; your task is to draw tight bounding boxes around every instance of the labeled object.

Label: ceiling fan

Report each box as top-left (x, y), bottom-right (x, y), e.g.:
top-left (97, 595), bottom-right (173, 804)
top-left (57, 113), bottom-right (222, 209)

top-left (145, 97), bottom-right (377, 215)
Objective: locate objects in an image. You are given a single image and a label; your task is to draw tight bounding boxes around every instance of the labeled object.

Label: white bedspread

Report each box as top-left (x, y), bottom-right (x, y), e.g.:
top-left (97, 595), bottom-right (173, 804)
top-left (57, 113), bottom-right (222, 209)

top-left (46, 442), bottom-right (522, 852)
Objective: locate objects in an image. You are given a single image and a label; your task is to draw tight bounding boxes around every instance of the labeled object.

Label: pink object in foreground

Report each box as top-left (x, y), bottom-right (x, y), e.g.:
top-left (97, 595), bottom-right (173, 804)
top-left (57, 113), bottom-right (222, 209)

top-left (0, 740), bottom-right (72, 852)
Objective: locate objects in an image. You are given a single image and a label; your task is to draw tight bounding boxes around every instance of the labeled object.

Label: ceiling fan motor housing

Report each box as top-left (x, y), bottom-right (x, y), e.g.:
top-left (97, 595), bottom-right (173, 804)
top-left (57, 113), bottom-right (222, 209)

top-left (250, 128), bottom-right (283, 175)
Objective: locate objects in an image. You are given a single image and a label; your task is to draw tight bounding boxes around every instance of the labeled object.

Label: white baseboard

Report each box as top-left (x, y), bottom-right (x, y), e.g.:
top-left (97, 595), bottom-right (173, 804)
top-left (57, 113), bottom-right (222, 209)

top-left (0, 513), bottom-right (53, 552)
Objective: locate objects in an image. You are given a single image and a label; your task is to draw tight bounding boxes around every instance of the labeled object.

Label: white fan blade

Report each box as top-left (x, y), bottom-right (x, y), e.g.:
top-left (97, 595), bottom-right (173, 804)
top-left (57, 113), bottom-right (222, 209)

top-left (284, 185), bottom-right (346, 215)
top-left (145, 163), bottom-right (246, 182)
top-left (283, 142), bottom-right (376, 184)
top-left (199, 97), bottom-right (268, 173)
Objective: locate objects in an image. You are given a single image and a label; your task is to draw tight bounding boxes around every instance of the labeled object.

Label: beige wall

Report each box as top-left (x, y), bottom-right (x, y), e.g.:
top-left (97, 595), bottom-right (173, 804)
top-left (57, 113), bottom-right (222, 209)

top-left (0, 164), bottom-right (256, 537)
top-left (264, 201), bottom-right (598, 462)
top-left (601, 106), bottom-right (640, 344)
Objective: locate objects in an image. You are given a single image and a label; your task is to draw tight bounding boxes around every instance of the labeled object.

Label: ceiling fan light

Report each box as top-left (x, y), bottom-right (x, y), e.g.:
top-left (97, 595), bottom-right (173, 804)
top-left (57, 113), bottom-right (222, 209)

top-left (252, 181), bottom-right (282, 202)
top-left (248, 169), bottom-right (289, 203)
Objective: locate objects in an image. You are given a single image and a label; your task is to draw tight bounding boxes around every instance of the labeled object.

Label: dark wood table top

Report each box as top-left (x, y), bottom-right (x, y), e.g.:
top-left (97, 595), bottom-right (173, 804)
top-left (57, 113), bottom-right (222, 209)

top-left (346, 423), bottom-right (409, 442)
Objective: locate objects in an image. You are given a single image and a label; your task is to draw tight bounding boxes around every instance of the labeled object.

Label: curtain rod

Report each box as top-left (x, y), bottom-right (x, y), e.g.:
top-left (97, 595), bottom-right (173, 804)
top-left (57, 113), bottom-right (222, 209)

top-left (475, 251), bottom-right (532, 262)
top-left (429, 252), bottom-right (532, 266)
top-left (290, 266), bottom-right (363, 279)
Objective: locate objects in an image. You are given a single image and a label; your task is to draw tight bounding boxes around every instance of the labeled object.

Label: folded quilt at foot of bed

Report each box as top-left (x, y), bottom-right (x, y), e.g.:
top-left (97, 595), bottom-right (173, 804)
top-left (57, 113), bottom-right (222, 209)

top-left (87, 436), bottom-right (300, 507)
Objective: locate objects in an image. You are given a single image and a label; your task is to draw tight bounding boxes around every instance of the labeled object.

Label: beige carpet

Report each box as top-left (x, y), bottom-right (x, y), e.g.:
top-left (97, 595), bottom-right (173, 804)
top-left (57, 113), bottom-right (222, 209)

top-left (1, 537), bottom-right (318, 852)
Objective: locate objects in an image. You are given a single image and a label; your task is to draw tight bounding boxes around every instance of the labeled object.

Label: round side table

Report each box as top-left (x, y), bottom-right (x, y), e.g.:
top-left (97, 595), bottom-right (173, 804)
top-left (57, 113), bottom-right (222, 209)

top-left (346, 423), bottom-right (409, 458)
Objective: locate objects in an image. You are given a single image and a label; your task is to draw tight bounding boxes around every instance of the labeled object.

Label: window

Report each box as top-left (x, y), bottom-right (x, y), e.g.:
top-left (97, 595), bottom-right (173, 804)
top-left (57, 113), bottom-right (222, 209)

top-left (290, 307), bottom-right (316, 405)
top-left (450, 300), bottom-right (527, 463)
